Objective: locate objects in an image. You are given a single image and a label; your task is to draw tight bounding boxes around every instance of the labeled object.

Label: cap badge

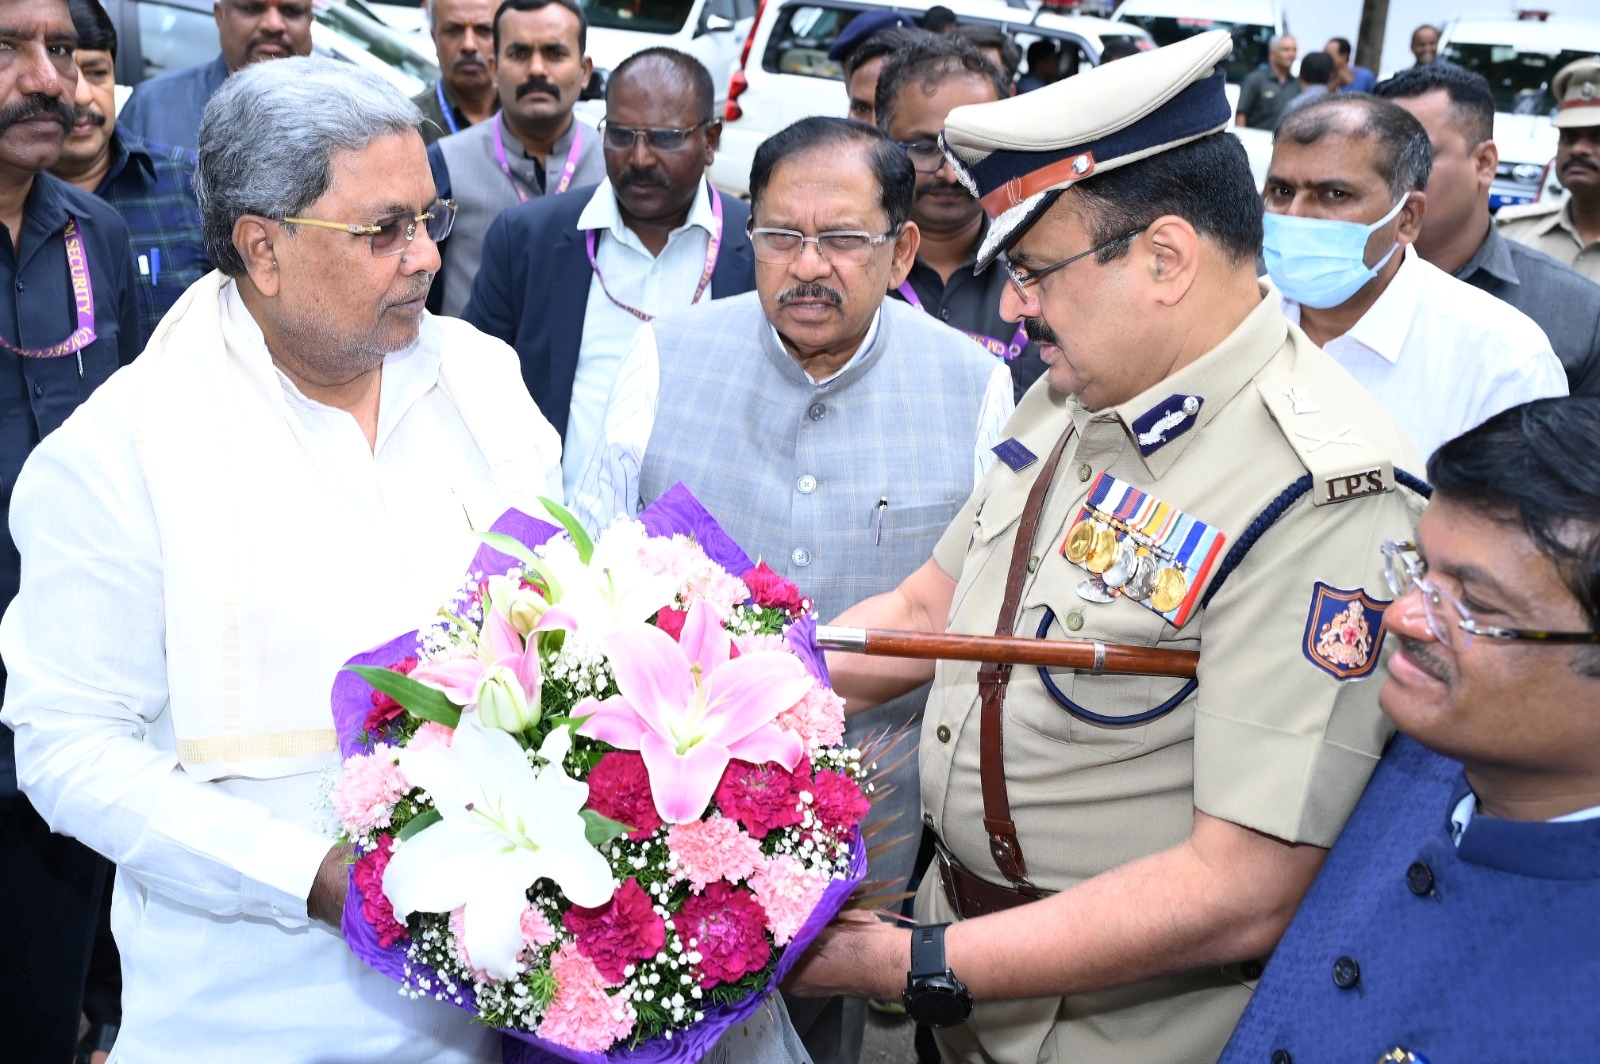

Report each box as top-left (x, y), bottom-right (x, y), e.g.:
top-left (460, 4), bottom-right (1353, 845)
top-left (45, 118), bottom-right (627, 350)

top-left (1583, 82), bottom-right (1597, 101)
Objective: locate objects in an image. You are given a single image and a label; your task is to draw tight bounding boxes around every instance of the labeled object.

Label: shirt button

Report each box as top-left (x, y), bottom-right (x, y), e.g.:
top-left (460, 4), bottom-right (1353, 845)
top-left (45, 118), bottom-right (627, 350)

top-left (1331, 955), bottom-right (1360, 989)
top-left (1405, 861), bottom-right (1434, 896)
top-left (1271, 1052), bottom-right (1293, 1064)
top-left (936, 724), bottom-right (951, 743)
top-left (32, 382), bottom-right (43, 397)
top-left (1065, 611), bottom-right (1084, 631)
top-left (923, 811), bottom-right (935, 826)
top-left (807, 402), bottom-right (826, 421)
top-left (1240, 959), bottom-right (1264, 980)
top-left (13, 279), bottom-right (22, 293)
top-left (939, 308), bottom-right (950, 321)
top-left (797, 474), bottom-right (817, 494)
top-left (1077, 463), bottom-right (1092, 482)
top-left (791, 547), bottom-right (811, 567)
top-left (1026, 555), bottom-right (1039, 573)
top-left (1181, 395), bottom-right (1200, 415)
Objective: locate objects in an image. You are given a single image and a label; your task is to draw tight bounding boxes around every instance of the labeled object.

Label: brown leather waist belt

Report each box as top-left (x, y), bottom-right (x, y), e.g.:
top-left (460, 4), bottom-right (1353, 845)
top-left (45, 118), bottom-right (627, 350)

top-left (935, 836), bottom-right (1054, 918)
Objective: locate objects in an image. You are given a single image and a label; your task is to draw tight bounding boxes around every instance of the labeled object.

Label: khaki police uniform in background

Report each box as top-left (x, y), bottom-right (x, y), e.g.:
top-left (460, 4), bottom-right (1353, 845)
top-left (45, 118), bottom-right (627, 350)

top-left (917, 286), bottom-right (1428, 1064)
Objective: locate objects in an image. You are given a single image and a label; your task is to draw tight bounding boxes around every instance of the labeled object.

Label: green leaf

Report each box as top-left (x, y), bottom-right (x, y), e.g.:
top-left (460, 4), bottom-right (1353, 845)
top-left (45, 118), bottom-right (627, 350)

top-left (539, 496), bottom-right (594, 565)
top-left (580, 808), bottom-right (633, 848)
top-left (346, 665), bottom-right (462, 729)
top-left (396, 807), bottom-right (442, 841)
top-left (477, 531), bottom-right (542, 570)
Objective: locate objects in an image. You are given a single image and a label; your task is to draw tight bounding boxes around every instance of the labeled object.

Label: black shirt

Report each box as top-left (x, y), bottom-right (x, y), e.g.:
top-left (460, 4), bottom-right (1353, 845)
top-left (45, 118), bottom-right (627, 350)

top-left (892, 220), bottom-right (1048, 402)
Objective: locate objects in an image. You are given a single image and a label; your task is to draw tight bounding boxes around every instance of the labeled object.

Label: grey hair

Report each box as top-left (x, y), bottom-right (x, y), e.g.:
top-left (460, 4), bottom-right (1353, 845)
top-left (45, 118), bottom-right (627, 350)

top-left (195, 56), bottom-right (425, 276)
top-left (1269, 33), bottom-right (1294, 48)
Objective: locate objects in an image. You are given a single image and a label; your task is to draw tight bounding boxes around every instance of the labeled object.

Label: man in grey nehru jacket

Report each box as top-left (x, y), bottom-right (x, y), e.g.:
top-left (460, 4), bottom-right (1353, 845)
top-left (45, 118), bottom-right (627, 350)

top-left (572, 115), bottom-right (1012, 1064)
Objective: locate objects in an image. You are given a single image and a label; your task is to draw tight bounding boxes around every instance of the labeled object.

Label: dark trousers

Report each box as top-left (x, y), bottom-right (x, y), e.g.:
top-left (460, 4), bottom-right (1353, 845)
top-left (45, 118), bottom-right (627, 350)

top-left (1, 795), bottom-right (108, 1064)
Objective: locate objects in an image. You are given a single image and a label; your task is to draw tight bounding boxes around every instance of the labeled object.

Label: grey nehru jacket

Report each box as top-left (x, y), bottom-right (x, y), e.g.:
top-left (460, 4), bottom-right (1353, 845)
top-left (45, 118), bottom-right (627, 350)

top-left (1454, 222), bottom-right (1600, 397)
top-left (429, 112), bottom-right (605, 316)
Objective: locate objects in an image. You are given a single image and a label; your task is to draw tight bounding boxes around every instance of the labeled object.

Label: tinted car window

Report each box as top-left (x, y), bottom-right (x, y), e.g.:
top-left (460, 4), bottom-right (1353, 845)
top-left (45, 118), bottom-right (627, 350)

top-left (1118, 14), bottom-right (1270, 83)
top-left (1444, 42), bottom-right (1600, 115)
top-left (762, 4), bottom-right (849, 79)
top-left (137, 0), bottom-right (220, 80)
top-left (579, 0), bottom-right (699, 35)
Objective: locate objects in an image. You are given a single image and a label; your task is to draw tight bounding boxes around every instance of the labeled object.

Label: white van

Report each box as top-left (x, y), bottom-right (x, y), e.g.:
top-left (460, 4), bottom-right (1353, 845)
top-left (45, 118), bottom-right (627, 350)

top-left (1438, 15), bottom-right (1600, 208)
top-left (711, 0), bottom-right (1151, 195)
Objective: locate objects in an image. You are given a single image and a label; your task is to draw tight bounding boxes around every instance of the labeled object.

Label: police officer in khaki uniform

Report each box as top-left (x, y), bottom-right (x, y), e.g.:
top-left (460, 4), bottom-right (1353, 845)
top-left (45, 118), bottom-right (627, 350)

top-left (1496, 57), bottom-right (1600, 284)
top-left (786, 31), bottom-right (1429, 1064)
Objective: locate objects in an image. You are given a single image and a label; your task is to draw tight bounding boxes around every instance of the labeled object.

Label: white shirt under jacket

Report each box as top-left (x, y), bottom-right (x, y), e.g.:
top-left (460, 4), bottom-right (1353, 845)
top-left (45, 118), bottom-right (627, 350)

top-left (571, 312), bottom-right (1016, 534)
top-left (0, 277), bottom-right (560, 1062)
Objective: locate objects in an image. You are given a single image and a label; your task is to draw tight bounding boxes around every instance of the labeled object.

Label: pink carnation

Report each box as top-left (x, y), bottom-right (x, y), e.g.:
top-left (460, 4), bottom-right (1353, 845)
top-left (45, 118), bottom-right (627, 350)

top-left (333, 744), bottom-right (409, 835)
top-left (362, 656), bottom-right (419, 734)
top-left (538, 942), bottom-right (637, 1052)
top-left (733, 632), bottom-right (788, 656)
top-left (638, 535), bottom-right (748, 613)
top-left (742, 562), bottom-right (807, 615)
top-left (585, 752), bottom-right (663, 841)
top-left (715, 758), bottom-right (807, 839)
top-left (749, 855), bottom-right (829, 946)
top-left (655, 606), bottom-right (687, 640)
top-left (666, 816), bottom-right (764, 891)
top-left (353, 835), bottom-right (407, 948)
top-left (408, 721), bottom-right (454, 751)
top-left (810, 768), bottom-right (871, 833)
top-left (672, 882), bottom-right (772, 988)
top-left (776, 683), bottom-right (847, 750)
top-left (562, 878), bottom-right (666, 983)
top-left (521, 905), bottom-right (557, 950)
top-left (449, 906), bottom-right (491, 982)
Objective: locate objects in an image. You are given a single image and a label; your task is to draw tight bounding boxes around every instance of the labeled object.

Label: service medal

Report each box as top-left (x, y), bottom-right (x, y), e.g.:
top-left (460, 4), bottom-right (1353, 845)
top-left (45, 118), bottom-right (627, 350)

top-left (1149, 566), bottom-right (1188, 613)
top-left (1123, 551), bottom-right (1158, 600)
top-left (1076, 575), bottom-right (1117, 603)
top-left (1085, 527), bottom-right (1119, 574)
top-left (1063, 519), bottom-right (1096, 565)
top-left (1102, 539), bottom-right (1138, 589)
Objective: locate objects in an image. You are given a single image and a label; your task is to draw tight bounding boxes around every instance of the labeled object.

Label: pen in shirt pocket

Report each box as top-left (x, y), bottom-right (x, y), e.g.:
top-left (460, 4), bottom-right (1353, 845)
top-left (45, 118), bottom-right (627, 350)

top-left (875, 496), bottom-right (887, 546)
top-left (149, 248), bottom-right (161, 287)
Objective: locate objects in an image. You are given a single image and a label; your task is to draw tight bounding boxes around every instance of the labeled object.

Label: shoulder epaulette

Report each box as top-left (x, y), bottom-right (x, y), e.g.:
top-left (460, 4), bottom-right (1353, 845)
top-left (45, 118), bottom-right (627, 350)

top-left (1495, 200), bottom-right (1561, 223)
top-left (1256, 370), bottom-right (1394, 506)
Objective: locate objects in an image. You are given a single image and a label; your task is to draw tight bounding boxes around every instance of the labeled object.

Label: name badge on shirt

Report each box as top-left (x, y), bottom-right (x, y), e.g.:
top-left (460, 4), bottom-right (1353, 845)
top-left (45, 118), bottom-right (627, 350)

top-left (991, 438), bottom-right (1038, 472)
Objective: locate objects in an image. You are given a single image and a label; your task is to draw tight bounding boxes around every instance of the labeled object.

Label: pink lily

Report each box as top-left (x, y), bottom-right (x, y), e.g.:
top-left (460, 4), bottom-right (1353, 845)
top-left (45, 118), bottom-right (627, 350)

top-left (576, 600), bottom-right (815, 823)
top-left (412, 603), bottom-right (574, 732)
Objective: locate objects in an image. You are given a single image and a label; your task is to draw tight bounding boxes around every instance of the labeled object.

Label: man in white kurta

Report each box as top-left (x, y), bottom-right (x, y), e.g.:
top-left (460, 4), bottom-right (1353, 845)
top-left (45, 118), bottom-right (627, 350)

top-left (0, 58), bottom-right (559, 1062)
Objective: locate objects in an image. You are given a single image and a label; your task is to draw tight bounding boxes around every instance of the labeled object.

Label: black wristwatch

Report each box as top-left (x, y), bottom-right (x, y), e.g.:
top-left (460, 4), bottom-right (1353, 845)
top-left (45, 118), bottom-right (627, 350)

top-left (901, 923), bottom-right (973, 1027)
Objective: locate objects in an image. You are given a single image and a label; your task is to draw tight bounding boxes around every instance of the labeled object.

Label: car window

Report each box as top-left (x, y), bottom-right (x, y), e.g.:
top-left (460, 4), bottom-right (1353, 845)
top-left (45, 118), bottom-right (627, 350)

top-left (1117, 14), bottom-right (1271, 83)
top-left (1015, 31), bottom-right (1092, 79)
top-left (733, 0), bottom-right (757, 19)
top-left (136, 0), bottom-right (220, 81)
top-left (578, 0), bottom-right (699, 35)
top-left (1444, 42), bottom-right (1600, 115)
top-left (315, 4), bottom-right (439, 89)
top-left (761, 4), bottom-right (849, 79)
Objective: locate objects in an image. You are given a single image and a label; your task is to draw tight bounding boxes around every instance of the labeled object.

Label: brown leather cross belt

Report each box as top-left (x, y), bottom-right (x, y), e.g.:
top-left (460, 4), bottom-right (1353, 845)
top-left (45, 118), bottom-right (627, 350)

top-left (935, 836), bottom-right (1055, 919)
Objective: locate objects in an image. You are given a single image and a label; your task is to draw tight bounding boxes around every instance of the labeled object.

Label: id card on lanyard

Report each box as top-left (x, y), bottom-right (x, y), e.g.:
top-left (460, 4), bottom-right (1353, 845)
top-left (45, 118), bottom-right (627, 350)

top-left (894, 280), bottom-right (1027, 361)
top-left (1, 217), bottom-right (95, 377)
top-left (584, 186), bottom-right (725, 322)
top-left (493, 118), bottom-right (585, 202)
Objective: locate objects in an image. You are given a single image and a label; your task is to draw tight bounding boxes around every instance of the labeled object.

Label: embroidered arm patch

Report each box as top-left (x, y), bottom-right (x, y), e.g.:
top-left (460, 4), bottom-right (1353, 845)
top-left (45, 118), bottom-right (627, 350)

top-left (1303, 582), bottom-right (1390, 679)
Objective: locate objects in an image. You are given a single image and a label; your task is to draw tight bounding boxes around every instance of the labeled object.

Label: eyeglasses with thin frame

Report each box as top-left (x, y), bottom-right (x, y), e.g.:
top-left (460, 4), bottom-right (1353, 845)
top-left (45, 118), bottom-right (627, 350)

top-left (599, 120), bottom-right (709, 153)
top-left (748, 226), bottom-right (900, 266)
top-left (1001, 228), bottom-right (1145, 301)
top-left (282, 199), bottom-right (457, 257)
top-left (893, 140), bottom-right (947, 174)
top-left (1381, 539), bottom-right (1600, 651)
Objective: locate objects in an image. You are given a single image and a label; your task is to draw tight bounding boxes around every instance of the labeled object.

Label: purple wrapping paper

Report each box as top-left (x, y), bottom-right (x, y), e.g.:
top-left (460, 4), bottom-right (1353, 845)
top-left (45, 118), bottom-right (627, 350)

top-left (332, 487), bottom-right (865, 1063)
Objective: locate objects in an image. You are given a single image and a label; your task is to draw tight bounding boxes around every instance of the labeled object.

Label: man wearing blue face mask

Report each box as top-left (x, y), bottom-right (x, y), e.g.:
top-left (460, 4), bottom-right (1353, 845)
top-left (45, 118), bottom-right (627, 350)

top-left (1262, 94), bottom-right (1566, 459)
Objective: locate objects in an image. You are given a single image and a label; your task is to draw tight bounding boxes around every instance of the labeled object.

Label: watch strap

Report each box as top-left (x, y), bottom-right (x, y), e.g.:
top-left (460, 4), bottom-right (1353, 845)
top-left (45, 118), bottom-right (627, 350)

top-left (910, 923), bottom-right (950, 979)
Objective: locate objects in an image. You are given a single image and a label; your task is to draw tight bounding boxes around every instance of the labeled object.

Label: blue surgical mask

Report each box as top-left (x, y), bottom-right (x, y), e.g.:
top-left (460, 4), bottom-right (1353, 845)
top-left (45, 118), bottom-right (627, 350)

top-left (1262, 195), bottom-right (1410, 309)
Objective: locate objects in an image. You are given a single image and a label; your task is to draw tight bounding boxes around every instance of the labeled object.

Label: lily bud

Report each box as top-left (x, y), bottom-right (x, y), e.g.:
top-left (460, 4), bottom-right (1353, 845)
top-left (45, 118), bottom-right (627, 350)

top-left (474, 664), bottom-right (542, 733)
top-left (488, 574), bottom-right (549, 637)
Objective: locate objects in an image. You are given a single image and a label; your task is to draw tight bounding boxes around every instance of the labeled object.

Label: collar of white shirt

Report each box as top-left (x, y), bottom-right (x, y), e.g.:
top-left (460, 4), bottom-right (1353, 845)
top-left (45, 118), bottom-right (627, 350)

top-left (575, 176), bottom-right (718, 256)
top-left (767, 309), bottom-right (882, 386)
top-left (1282, 243), bottom-right (1423, 366)
top-left (1450, 791), bottom-right (1600, 846)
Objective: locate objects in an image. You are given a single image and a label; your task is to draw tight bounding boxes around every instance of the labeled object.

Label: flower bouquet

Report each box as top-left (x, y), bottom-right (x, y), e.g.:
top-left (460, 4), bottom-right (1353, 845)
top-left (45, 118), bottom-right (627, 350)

top-left (329, 484), bottom-right (870, 1063)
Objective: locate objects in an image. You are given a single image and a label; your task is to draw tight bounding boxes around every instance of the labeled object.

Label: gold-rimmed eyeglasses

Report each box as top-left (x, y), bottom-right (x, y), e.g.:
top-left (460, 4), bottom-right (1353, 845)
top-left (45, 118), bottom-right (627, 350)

top-left (1380, 539), bottom-right (1600, 651)
top-left (282, 199), bottom-right (458, 257)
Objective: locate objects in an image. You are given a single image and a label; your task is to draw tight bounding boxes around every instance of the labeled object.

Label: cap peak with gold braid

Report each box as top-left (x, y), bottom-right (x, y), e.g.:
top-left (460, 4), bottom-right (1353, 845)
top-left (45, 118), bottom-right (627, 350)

top-left (1553, 56), bottom-right (1600, 129)
top-left (939, 29), bottom-right (1236, 269)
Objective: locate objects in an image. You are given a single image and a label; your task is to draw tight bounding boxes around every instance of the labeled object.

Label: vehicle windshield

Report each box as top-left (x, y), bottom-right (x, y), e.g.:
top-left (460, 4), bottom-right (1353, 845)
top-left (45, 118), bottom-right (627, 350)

top-left (1116, 15), bottom-right (1271, 82)
top-left (315, 4), bottom-right (439, 86)
top-left (1443, 42), bottom-right (1600, 115)
top-left (578, 0), bottom-right (698, 34)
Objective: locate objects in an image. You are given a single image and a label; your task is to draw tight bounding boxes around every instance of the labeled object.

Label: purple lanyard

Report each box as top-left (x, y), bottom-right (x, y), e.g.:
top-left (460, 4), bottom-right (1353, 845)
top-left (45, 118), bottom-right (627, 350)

top-left (584, 186), bottom-right (724, 322)
top-left (435, 80), bottom-right (461, 136)
top-left (895, 280), bottom-right (1027, 361)
top-left (493, 119), bottom-right (584, 202)
top-left (1, 217), bottom-right (94, 377)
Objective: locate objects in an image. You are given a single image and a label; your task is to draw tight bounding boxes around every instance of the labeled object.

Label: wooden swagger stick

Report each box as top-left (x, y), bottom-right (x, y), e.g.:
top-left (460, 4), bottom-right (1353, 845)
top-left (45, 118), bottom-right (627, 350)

top-left (814, 626), bottom-right (1199, 679)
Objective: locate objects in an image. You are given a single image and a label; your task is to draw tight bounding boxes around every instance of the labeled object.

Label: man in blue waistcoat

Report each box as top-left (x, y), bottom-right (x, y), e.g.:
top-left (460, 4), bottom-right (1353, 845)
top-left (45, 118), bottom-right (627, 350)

top-left (1220, 396), bottom-right (1600, 1064)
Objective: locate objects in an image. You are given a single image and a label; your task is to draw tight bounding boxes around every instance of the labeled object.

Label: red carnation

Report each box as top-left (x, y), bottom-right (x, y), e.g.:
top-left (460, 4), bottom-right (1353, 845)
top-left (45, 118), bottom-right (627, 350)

top-left (353, 834), bottom-right (407, 948)
top-left (672, 882), bottom-right (771, 988)
top-left (742, 562), bottom-right (806, 615)
top-left (562, 877), bottom-right (666, 982)
top-left (585, 752), bottom-right (663, 841)
top-left (810, 768), bottom-right (871, 833)
top-left (655, 606), bottom-right (687, 640)
top-left (714, 758), bottom-right (807, 839)
top-left (362, 656), bottom-right (419, 734)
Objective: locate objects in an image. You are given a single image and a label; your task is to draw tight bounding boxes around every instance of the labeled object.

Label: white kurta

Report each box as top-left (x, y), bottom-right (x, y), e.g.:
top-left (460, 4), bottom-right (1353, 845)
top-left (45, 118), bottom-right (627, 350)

top-left (0, 275), bottom-right (560, 1062)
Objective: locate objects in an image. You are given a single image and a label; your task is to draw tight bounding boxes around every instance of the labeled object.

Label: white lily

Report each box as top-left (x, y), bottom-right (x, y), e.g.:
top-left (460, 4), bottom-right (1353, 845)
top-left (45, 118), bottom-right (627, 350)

top-left (539, 521), bottom-right (678, 642)
top-left (382, 716), bottom-right (616, 980)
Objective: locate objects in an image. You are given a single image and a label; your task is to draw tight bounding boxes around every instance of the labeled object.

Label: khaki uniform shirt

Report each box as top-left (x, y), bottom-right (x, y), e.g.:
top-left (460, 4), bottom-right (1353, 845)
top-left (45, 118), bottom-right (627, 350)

top-left (917, 287), bottom-right (1427, 1064)
top-left (1495, 199), bottom-right (1600, 285)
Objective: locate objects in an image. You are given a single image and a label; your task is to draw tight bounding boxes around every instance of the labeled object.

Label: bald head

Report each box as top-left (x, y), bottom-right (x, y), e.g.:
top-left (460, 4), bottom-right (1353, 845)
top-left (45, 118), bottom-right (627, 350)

top-left (607, 46), bottom-right (714, 124)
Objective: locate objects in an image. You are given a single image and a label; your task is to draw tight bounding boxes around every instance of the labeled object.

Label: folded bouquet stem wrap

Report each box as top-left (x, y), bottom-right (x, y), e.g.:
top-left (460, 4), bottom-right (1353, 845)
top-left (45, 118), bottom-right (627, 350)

top-left (330, 484), bottom-right (869, 1063)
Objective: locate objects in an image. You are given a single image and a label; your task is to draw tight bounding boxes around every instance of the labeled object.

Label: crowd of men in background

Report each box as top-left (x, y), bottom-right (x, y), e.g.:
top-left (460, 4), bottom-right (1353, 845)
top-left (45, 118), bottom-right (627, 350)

top-left (2, 0), bottom-right (1599, 1061)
